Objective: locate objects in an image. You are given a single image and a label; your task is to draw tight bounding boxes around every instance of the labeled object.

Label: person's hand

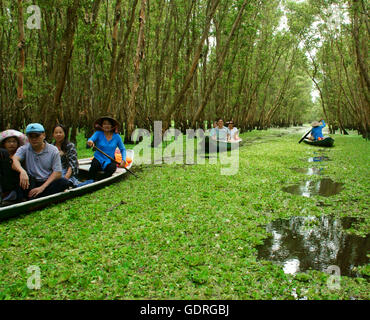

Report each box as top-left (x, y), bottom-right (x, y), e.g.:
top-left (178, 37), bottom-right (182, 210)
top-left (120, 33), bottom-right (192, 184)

top-left (28, 186), bottom-right (45, 198)
top-left (19, 169), bottom-right (29, 190)
top-left (87, 140), bottom-right (95, 148)
top-left (119, 160), bottom-right (126, 168)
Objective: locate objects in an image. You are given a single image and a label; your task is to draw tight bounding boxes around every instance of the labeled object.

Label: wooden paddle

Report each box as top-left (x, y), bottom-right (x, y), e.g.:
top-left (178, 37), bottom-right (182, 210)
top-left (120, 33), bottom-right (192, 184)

top-left (298, 128), bottom-right (312, 144)
top-left (91, 145), bottom-right (138, 178)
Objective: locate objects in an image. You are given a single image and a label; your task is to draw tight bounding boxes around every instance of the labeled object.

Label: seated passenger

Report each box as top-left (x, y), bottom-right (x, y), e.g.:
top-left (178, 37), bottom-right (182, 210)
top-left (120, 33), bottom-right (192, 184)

top-left (310, 119), bottom-right (326, 141)
top-left (227, 121), bottom-right (241, 142)
top-left (52, 124), bottom-right (80, 187)
top-left (86, 116), bottom-right (126, 181)
top-left (209, 120), bottom-right (218, 137)
top-left (210, 118), bottom-right (229, 142)
top-left (12, 123), bottom-right (70, 199)
top-left (0, 130), bottom-right (28, 204)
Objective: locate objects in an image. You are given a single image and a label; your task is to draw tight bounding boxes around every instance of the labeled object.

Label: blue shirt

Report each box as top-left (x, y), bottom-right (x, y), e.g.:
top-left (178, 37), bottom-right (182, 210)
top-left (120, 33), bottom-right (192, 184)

top-left (311, 120), bottom-right (326, 140)
top-left (88, 131), bottom-right (126, 169)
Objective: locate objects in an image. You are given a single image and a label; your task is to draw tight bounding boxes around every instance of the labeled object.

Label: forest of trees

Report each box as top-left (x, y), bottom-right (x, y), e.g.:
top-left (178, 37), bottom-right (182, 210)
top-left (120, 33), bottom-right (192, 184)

top-left (0, 0), bottom-right (368, 142)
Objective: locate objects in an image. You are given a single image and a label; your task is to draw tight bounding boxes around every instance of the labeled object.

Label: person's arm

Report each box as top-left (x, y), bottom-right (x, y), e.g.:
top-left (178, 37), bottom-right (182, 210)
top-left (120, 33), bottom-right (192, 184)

top-left (320, 119), bottom-right (326, 128)
top-left (11, 155), bottom-right (29, 190)
top-left (234, 129), bottom-right (240, 140)
top-left (211, 131), bottom-right (217, 141)
top-left (87, 131), bottom-right (99, 148)
top-left (65, 143), bottom-right (79, 178)
top-left (117, 135), bottom-right (126, 167)
top-left (29, 149), bottom-right (63, 197)
top-left (28, 171), bottom-right (62, 198)
top-left (64, 167), bottom-right (72, 180)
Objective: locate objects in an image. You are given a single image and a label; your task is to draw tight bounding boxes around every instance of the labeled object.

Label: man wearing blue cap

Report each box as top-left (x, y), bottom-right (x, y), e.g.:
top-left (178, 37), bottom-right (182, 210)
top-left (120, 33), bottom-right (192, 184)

top-left (11, 123), bottom-right (70, 199)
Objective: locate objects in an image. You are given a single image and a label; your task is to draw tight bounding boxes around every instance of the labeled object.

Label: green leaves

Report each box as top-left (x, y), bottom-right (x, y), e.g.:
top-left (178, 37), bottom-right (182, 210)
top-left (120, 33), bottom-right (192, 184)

top-left (0, 128), bottom-right (368, 299)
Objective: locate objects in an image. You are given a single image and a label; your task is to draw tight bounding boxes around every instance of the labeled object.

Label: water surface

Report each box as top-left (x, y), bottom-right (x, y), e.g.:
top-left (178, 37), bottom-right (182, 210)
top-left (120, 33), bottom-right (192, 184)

top-left (257, 216), bottom-right (369, 277)
top-left (290, 168), bottom-right (323, 175)
top-left (282, 178), bottom-right (343, 197)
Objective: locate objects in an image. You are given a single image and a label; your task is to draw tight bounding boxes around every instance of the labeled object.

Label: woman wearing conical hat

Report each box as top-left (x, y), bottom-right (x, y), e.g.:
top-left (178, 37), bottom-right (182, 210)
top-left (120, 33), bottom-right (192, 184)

top-left (86, 116), bottom-right (126, 181)
top-left (309, 119), bottom-right (326, 141)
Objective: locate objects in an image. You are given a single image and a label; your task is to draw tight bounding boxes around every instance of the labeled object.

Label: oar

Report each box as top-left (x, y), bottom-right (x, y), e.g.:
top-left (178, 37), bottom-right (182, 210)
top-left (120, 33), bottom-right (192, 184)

top-left (92, 146), bottom-right (138, 178)
top-left (298, 128), bottom-right (312, 144)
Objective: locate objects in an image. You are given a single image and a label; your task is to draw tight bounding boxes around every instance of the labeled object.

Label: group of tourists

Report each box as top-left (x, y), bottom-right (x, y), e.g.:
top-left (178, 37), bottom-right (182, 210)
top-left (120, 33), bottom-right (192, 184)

top-left (209, 118), bottom-right (326, 142)
top-left (209, 118), bottom-right (241, 142)
top-left (0, 116), bottom-right (127, 206)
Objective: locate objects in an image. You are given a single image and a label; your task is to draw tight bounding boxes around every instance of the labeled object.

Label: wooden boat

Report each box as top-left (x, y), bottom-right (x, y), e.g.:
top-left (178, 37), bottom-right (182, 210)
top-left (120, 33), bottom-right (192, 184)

top-left (200, 136), bottom-right (242, 153)
top-left (303, 137), bottom-right (334, 147)
top-left (0, 150), bottom-right (134, 222)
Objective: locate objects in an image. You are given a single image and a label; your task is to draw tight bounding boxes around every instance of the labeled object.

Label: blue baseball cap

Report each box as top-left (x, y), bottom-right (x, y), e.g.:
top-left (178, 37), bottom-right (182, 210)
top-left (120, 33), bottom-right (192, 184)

top-left (26, 123), bottom-right (45, 134)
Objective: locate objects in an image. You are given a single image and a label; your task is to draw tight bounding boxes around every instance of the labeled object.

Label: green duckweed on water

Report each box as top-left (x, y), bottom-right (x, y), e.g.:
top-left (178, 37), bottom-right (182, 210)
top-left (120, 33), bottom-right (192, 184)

top-left (0, 127), bottom-right (369, 300)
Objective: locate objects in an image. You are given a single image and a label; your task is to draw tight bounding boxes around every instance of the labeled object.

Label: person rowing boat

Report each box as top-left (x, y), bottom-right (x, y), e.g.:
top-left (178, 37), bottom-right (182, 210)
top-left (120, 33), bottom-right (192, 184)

top-left (86, 116), bottom-right (127, 181)
top-left (308, 119), bottom-right (326, 141)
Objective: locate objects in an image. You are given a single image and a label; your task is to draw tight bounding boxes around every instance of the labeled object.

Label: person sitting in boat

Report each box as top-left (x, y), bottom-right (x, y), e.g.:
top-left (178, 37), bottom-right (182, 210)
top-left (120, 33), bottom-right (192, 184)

top-left (309, 119), bottom-right (326, 141)
top-left (0, 130), bottom-right (28, 204)
top-left (209, 120), bottom-right (218, 137)
top-left (11, 123), bottom-right (70, 199)
top-left (52, 124), bottom-right (80, 187)
top-left (226, 120), bottom-right (241, 142)
top-left (210, 118), bottom-right (229, 142)
top-left (86, 116), bottom-right (126, 181)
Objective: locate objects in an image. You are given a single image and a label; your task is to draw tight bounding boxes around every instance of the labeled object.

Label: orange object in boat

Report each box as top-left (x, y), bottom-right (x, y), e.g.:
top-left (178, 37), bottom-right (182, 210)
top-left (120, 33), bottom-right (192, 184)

top-left (115, 149), bottom-right (132, 167)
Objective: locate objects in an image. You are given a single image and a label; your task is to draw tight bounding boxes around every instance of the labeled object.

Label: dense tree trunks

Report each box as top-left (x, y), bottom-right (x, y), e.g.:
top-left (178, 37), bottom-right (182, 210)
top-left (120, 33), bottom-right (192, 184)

top-left (105, 0), bottom-right (122, 114)
top-left (15, 0), bottom-right (25, 129)
top-left (43, 0), bottom-right (80, 137)
top-left (162, 0), bottom-right (220, 133)
top-left (0, 0), bottom-right (367, 139)
top-left (125, 0), bottom-right (146, 144)
top-left (191, 0), bottom-right (248, 127)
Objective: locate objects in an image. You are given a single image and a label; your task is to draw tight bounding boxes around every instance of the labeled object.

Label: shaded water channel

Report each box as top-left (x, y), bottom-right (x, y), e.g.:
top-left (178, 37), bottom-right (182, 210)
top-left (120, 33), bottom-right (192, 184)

top-left (285, 151), bottom-right (343, 197)
top-left (306, 156), bottom-right (331, 162)
top-left (290, 167), bottom-right (322, 175)
top-left (282, 178), bottom-right (344, 197)
top-left (256, 216), bottom-right (369, 277)
top-left (268, 149), bottom-right (369, 277)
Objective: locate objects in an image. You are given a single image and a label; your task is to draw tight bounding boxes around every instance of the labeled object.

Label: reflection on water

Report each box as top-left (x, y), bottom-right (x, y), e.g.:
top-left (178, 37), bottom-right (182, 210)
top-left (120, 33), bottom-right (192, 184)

top-left (307, 156), bottom-right (331, 162)
top-left (283, 258), bottom-right (300, 274)
top-left (290, 167), bottom-right (323, 175)
top-left (282, 178), bottom-right (343, 197)
top-left (256, 216), bottom-right (370, 277)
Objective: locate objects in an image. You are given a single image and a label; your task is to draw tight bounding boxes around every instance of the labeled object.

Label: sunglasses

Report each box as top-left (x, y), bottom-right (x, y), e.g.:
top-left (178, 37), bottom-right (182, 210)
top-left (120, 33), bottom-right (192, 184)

top-left (27, 133), bottom-right (42, 138)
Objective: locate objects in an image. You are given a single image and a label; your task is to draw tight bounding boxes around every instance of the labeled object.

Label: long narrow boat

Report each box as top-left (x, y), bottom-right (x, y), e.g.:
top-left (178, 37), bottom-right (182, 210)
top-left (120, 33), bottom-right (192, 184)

top-left (0, 149), bottom-right (134, 222)
top-left (200, 136), bottom-right (241, 153)
top-left (303, 137), bottom-right (334, 147)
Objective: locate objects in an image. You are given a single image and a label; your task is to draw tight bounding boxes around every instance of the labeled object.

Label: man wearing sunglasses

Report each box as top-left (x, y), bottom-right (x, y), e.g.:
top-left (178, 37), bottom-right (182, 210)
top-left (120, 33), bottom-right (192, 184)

top-left (12, 123), bottom-right (70, 199)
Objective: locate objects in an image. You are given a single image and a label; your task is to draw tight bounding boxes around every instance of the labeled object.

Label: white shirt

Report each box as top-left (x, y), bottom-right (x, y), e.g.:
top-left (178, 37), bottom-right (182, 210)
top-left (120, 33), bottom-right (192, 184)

top-left (228, 127), bottom-right (239, 140)
top-left (211, 126), bottom-right (229, 141)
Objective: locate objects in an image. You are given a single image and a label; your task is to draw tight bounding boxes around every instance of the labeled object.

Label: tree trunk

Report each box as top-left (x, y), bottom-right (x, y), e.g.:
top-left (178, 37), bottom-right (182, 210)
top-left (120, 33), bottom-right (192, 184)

top-left (16, 0), bottom-right (25, 128)
top-left (125, 0), bottom-right (147, 144)
top-left (162, 0), bottom-right (220, 132)
top-left (191, 0), bottom-right (248, 127)
top-left (44, 0), bottom-right (80, 137)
